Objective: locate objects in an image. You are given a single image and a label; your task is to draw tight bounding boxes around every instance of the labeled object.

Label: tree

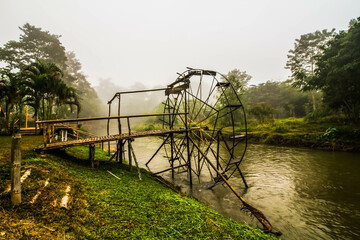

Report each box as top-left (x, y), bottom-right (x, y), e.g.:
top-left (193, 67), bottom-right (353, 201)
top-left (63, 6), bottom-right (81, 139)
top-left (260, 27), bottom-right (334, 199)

top-left (0, 70), bottom-right (25, 129)
top-left (218, 69), bottom-right (251, 106)
top-left (1, 23), bottom-right (104, 120)
top-left (249, 102), bottom-right (274, 123)
top-left (245, 81), bottom-right (312, 118)
top-left (0, 23), bottom-right (67, 71)
top-left (215, 69), bottom-right (251, 127)
top-left (64, 51), bottom-right (104, 117)
top-left (22, 60), bottom-right (79, 120)
top-left (286, 29), bottom-right (335, 111)
top-left (309, 18), bottom-right (360, 123)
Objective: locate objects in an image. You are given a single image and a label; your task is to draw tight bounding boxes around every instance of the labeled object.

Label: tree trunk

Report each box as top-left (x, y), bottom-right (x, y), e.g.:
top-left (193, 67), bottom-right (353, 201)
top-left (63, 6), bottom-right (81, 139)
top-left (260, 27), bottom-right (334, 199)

top-left (5, 102), bottom-right (10, 131)
top-left (311, 90), bottom-right (317, 112)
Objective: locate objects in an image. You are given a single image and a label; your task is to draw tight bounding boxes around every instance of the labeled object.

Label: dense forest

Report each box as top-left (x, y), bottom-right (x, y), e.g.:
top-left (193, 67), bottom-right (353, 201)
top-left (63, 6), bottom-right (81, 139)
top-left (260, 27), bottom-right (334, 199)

top-left (1, 17), bottom-right (359, 135)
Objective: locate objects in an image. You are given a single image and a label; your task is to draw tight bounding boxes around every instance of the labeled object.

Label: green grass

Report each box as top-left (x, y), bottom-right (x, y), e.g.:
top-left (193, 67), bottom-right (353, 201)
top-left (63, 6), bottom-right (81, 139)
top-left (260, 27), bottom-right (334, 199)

top-left (0, 136), bottom-right (276, 239)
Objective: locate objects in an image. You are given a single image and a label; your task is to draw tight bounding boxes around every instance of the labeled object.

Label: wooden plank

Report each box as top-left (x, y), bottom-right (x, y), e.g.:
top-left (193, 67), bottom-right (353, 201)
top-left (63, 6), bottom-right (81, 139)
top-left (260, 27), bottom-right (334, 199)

top-left (230, 134), bottom-right (246, 140)
top-left (229, 158), bottom-right (241, 165)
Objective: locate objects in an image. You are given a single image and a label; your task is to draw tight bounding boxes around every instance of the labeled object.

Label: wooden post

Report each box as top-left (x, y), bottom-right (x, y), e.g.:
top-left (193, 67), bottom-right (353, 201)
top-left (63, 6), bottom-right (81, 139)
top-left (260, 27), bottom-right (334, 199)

top-left (129, 142), bottom-right (142, 180)
top-left (127, 118), bottom-right (132, 169)
top-left (107, 102), bottom-right (111, 156)
top-left (43, 124), bottom-right (47, 147)
top-left (118, 94), bottom-right (123, 163)
top-left (11, 134), bottom-right (21, 205)
top-left (170, 132), bottom-right (174, 179)
top-left (89, 143), bottom-right (96, 168)
top-left (76, 122), bottom-right (79, 140)
top-left (216, 132), bottom-right (220, 178)
top-left (51, 124), bottom-right (55, 143)
top-left (128, 139), bottom-right (132, 169)
top-left (47, 124), bottom-right (51, 143)
top-left (25, 106), bottom-right (28, 129)
top-left (35, 114), bottom-right (39, 135)
top-left (185, 91), bottom-right (192, 186)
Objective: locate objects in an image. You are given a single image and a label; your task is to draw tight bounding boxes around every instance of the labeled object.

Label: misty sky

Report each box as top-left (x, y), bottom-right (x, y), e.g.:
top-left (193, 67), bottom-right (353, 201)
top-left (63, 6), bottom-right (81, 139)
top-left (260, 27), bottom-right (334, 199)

top-left (1, 0), bottom-right (359, 89)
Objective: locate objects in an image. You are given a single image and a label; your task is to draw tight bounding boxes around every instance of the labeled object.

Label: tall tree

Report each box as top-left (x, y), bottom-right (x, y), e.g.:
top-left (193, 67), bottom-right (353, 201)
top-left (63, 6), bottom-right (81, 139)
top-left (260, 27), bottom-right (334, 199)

top-left (310, 18), bottom-right (360, 123)
top-left (0, 23), bottom-right (67, 71)
top-left (286, 29), bottom-right (335, 111)
top-left (65, 51), bottom-right (104, 117)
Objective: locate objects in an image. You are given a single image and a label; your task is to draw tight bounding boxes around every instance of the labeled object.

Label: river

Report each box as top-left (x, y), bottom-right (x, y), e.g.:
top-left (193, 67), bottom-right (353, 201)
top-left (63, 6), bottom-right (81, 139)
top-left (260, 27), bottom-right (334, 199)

top-left (129, 137), bottom-right (360, 240)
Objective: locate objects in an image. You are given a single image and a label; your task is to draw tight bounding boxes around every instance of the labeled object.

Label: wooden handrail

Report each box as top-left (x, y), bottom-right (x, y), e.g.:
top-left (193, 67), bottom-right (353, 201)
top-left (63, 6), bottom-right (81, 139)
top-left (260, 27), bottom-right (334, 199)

top-left (36, 113), bottom-right (186, 124)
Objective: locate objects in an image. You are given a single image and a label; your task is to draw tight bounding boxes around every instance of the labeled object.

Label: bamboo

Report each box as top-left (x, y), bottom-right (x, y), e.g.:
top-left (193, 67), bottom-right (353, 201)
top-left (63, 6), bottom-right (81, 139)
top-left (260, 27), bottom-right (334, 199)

top-left (129, 142), bottom-right (142, 180)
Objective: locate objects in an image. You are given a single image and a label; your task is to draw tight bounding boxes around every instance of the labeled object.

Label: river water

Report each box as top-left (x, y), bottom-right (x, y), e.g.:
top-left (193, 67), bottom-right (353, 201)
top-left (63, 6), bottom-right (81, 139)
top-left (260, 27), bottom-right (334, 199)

top-left (129, 137), bottom-right (360, 240)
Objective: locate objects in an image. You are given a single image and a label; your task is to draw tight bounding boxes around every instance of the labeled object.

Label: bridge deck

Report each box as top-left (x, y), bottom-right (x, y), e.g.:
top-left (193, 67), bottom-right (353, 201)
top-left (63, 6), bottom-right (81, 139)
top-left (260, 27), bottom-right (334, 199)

top-left (41, 129), bottom-right (186, 150)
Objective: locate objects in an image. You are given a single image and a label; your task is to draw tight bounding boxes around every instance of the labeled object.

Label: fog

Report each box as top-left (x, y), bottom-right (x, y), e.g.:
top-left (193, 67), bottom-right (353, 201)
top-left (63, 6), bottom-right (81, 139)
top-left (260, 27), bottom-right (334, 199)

top-left (1, 0), bottom-right (359, 89)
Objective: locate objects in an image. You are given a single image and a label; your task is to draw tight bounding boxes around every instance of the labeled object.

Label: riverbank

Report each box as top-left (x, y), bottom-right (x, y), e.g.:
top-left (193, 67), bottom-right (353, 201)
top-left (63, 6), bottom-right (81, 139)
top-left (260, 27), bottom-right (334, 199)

top-left (246, 117), bottom-right (360, 152)
top-left (0, 136), bottom-right (276, 239)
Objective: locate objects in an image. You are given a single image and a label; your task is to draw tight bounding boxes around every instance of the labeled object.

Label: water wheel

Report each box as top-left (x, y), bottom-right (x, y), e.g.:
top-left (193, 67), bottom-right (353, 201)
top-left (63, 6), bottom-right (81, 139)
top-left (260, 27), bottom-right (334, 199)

top-left (159, 68), bottom-right (248, 187)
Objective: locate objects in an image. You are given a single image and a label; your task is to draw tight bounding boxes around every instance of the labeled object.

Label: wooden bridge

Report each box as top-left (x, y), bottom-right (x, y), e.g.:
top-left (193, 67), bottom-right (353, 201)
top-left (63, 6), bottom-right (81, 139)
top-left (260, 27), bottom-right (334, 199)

top-left (41, 128), bottom-right (186, 150)
top-left (37, 113), bottom-right (186, 149)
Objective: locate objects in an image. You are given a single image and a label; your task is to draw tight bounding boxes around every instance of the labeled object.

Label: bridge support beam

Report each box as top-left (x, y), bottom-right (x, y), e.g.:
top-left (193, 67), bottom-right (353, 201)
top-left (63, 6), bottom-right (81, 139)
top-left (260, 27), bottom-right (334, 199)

top-left (89, 143), bottom-right (98, 168)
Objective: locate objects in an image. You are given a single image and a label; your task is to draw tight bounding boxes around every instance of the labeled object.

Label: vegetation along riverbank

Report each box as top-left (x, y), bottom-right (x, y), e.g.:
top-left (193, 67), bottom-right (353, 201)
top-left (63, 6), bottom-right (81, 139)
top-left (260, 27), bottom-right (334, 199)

top-left (0, 135), bottom-right (276, 239)
top-left (245, 117), bottom-right (360, 152)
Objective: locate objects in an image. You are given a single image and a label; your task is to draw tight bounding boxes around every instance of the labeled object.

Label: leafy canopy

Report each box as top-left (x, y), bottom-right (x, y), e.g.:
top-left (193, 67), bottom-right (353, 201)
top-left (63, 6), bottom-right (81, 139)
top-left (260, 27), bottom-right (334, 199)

top-left (309, 18), bottom-right (360, 122)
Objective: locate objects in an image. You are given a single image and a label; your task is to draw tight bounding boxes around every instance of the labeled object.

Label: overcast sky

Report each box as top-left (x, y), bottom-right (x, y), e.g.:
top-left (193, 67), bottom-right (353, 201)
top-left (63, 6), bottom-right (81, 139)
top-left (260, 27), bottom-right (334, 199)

top-left (1, 0), bottom-right (359, 88)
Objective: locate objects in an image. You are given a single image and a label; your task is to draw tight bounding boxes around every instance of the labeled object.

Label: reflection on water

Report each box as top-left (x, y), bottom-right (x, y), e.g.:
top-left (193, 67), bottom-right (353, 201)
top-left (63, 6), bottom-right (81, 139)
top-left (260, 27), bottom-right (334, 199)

top-left (129, 137), bottom-right (360, 240)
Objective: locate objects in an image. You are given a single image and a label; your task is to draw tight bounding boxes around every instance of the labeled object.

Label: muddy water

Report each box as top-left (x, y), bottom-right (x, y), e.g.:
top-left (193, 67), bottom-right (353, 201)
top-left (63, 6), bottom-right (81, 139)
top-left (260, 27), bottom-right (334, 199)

top-left (128, 137), bottom-right (360, 240)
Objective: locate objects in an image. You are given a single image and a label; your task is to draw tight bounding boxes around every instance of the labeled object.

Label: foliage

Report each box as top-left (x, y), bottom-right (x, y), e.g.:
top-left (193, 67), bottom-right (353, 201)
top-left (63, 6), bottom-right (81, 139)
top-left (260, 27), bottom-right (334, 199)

top-left (309, 18), bottom-right (360, 123)
top-left (286, 29), bottom-right (335, 112)
top-left (64, 52), bottom-right (105, 117)
top-left (0, 70), bottom-right (26, 129)
top-left (0, 23), bottom-right (67, 71)
top-left (249, 102), bottom-right (274, 123)
top-left (245, 81), bottom-right (313, 118)
top-left (323, 127), bottom-right (338, 139)
top-left (0, 23), bottom-right (105, 128)
top-left (286, 29), bottom-right (335, 90)
top-left (247, 117), bottom-right (360, 151)
top-left (216, 69), bottom-right (251, 127)
top-left (218, 69), bottom-right (251, 106)
top-left (22, 59), bottom-right (79, 120)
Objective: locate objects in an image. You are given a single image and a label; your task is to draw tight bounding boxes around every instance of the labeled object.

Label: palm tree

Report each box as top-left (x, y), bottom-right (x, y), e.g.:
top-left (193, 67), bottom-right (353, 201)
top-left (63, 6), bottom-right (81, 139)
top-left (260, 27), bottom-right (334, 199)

top-left (0, 70), bottom-right (25, 130)
top-left (22, 59), bottom-right (62, 120)
top-left (22, 59), bottom-right (80, 121)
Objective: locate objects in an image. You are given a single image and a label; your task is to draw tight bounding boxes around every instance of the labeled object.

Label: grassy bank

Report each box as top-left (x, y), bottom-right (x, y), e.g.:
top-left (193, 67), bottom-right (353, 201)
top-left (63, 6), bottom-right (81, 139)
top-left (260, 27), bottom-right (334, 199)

top-left (245, 117), bottom-right (360, 151)
top-left (0, 136), bottom-right (276, 239)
